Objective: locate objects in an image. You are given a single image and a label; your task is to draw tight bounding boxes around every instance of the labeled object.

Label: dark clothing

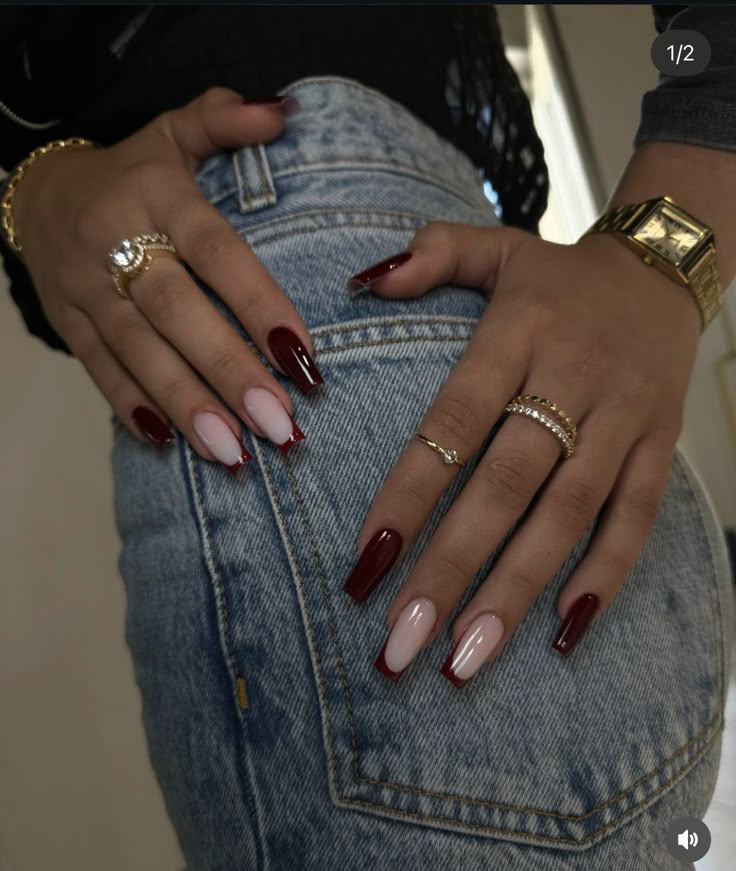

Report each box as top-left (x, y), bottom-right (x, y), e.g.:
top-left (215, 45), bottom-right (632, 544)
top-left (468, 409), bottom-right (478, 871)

top-left (1, 5), bottom-right (734, 355)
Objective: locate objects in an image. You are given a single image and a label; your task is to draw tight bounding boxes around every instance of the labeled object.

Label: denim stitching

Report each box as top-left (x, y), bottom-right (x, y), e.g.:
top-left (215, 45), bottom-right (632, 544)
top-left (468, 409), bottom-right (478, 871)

top-left (330, 722), bottom-right (722, 847)
top-left (671, 449), bottom-right (728, 717)
top-left (253, 146), bottom-right (274, 205)
top-left (235, 207), bottom-right (434, 235)
top-left (234, 150), bottom-right (253, 210)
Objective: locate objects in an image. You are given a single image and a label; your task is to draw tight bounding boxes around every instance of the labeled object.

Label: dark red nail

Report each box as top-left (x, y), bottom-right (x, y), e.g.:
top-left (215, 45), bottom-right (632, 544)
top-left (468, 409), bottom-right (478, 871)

top-left (552, 594), bottom-right (599, 657)
top-left (343, 528), bottom-right (403, 602)
top-left (373, 636), bottom-right (402, 681)
top-left (242, 95), bottom-right (301, 114)
top-left (267, 326), bottom-right (324, 395)
top-left (346, 251), bottom-right (412, 293)
top-left (132, 406), bottom-right (175, 450)
top-left (277, 415), bottom-right (306, 456)
top-left (224, 445), bottom-right (254, 476)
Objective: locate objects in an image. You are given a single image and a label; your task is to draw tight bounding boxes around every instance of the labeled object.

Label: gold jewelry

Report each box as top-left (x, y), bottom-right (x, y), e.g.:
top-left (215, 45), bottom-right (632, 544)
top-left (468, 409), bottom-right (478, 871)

top-left (512, 393), bottom-right (576, 439)
top-left (108, 233), bottom-right (179, 299)
top-left (580, 195), bottom-right (723, 333)
top-left (503, 396), bottom-right (577, 458)
top-left (0, 137), bottom-right (97, 254)
top-left (413, 433), bottom-right (465, 467)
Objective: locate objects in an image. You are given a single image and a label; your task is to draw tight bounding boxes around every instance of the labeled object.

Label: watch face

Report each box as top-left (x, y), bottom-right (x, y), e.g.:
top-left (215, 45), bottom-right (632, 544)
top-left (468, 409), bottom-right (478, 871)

top-left (633, 208), bottom-right (703, 265)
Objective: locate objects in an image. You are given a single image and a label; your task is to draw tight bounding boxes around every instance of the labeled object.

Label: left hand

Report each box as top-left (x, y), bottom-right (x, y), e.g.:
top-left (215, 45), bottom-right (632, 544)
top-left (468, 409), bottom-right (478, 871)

top-left (343, 220), bottom-right (702, 685)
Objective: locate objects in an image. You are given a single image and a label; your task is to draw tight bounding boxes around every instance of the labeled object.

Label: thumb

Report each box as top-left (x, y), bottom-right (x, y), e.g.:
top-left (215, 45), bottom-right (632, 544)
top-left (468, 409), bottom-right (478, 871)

top-left (354, 221), bottom-right (526, 300)
top-left (155, 86), bottom-right (295, 173)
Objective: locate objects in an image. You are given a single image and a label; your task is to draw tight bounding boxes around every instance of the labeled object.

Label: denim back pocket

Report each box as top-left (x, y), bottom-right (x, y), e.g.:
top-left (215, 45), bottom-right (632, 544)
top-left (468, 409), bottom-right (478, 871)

top-left (234, 314), bottom-right (729, 853)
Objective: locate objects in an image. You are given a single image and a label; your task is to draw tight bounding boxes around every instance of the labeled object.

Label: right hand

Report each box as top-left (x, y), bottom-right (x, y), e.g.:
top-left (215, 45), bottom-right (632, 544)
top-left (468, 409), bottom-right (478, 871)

top-left (11, 87), bottom-right (322, 470)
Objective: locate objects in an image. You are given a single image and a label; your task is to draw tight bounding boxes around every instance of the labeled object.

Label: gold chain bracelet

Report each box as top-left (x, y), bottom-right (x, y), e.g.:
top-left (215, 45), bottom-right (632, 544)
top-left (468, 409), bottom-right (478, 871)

top-left (0, 137), bottom-right (97, 254)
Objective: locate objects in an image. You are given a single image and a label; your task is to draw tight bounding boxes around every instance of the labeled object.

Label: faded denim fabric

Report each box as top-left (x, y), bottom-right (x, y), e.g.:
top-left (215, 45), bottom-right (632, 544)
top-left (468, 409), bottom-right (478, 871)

top-left (111, 77), bottom-right (734, 871)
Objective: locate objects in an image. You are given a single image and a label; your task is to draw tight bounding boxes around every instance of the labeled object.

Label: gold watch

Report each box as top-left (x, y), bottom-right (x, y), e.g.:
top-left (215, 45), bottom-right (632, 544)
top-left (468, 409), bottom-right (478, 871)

top-left (580, 195), bottom-right (723, 332)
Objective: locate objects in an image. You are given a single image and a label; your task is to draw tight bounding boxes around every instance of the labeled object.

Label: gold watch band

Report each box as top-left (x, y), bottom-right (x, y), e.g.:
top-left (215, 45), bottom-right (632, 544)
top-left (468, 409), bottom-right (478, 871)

top-left (582, 196), bottom-right (723, 332)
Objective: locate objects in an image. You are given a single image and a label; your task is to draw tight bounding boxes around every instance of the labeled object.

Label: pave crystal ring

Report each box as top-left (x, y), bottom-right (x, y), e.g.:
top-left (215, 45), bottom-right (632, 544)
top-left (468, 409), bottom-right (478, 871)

top-left (414, 433), bottom-right (465, 467)
top-left (108, 233), bottom-right (178, 299)
top-left (503, 394), bottom-right (577, 459)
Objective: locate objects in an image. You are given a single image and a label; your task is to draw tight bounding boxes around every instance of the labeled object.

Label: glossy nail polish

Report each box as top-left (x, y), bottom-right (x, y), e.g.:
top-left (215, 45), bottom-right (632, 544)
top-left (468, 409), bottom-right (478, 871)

top-left (267, 326), bottom-right (324, 395)
top-left (193, 411), bottom-right (252, 475)
top-left (242, 95), bottom-right (301, 114)
top-left (343, 529), bottom-right (402, 601)
top-left (244, 386), bottom-right (305, 455)
top-left (374, 597), bottom-right (437, 680)
top-left (132, 406), bottom-right (175, 450)
top-left (440, 612), bottom-right (505, 688)
top-left (552, 593), bottom-right (599, 657)
top-left (346, 251), bottom-right (412, 293)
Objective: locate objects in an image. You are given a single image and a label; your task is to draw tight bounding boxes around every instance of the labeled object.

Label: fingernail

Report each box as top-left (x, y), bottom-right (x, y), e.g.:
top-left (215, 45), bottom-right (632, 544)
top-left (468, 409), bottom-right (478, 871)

top-left (346, 251), bottom-right (412, 293)
top-left (132, 406), bottom-right (175, 450)
top-left (343, 529), bottom-right (402, 602)
top-left (552, 593), bottom-right (599, 657)
top-left (440, 611), bottom-right (505, 688)
top-left (242, 95), bottom-right (301, 114)
top-left (244, 386), bottom-right (305, 455)
top-left (374, 597), bottom-right (437, 681)
top-left (267, 326), bottom-right (324, 395)
top-left (193, 411), bottom-right (252, 474)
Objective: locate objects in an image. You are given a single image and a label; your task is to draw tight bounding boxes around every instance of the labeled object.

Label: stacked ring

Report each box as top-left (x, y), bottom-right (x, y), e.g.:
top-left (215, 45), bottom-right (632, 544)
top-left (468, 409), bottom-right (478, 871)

top-left (504, 394), bottom-right (577, 458)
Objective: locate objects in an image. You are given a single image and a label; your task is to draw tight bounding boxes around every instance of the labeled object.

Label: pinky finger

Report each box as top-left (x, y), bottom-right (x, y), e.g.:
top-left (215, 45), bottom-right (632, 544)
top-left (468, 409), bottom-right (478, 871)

top-left (61, 306), bottom-right (175, 449)
top-left (553, 429), bottom-right (676, 655)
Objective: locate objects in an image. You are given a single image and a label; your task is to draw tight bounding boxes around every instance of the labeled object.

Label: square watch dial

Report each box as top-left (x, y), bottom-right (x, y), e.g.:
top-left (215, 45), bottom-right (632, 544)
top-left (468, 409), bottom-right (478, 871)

top-left (632, 209), bottom-right (703, 265)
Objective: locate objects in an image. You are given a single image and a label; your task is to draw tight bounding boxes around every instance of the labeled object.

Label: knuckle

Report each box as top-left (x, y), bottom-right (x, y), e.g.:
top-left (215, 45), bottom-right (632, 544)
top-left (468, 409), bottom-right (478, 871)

top-left (144, 274), bottom-right (184, 319)
top-left (480, 452), bottom-right (535, 508)
top-left (429, 394), bottom-right (483, 446)
top-left (549, 478), bottom-right (601, 529)
top-left (434, 543), bottom-right (473, 585)
top-left (392, 473), bottom-right (432, 517)
top-left (207, 347), bottom-right (241, 382)
top-left (595, 547), bottom-right (633, 581)
top-left (503, 565), bottom-right (539, 597)
top-left (625, 483), bottom-right (662, 527)
top-left (187, 222), bottom-right (231, 268)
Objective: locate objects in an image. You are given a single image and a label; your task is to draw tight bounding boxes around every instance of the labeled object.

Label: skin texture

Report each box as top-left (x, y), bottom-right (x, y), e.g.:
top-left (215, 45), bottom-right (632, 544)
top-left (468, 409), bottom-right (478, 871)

top-left (359, 135), bottom-right (736, 673)
top-left (11, 87), bottom-right (315, 463)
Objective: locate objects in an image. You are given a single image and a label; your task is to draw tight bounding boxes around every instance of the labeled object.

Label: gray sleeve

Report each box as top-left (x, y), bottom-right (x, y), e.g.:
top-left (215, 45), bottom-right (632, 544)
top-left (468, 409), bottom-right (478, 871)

top-left (633, 5), bottom-right (736, 152)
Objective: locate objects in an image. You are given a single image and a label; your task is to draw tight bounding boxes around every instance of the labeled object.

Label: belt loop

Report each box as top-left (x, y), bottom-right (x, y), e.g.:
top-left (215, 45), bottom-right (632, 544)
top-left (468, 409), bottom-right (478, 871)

top-left (232, 144), bottom-right (278, 213)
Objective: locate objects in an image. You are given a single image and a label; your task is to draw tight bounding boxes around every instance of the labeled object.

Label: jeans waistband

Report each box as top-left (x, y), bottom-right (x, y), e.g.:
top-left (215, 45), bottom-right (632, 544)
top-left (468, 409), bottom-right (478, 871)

top-left (195, 75), bottom-right (492, 215)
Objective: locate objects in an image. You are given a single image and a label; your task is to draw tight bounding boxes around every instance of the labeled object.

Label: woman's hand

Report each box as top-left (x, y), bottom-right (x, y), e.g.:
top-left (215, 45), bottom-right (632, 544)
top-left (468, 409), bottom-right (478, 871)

top-left (12, 87), bottom-right (322, 469)
top-left (343, 221), bottom-right (702, 683)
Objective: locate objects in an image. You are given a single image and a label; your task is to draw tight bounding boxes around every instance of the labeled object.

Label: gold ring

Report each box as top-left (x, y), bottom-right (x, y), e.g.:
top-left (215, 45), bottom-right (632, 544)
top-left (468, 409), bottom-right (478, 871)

top-left (414, 433), bottom-right (465, 466)
top-left (503, 395), bottom-right (577, 458)
top-left (108, 233), bottom-right (179, 299)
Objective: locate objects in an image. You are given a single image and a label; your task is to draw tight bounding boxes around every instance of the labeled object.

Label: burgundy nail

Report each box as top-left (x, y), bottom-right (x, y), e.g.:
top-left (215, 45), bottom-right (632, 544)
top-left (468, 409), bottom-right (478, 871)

top-left (343, 528), bottom-right (403, 601)
top-left (373, 636), bottom-right (402, 681)
top-left (242, 95), bottom-right (301, 114)
top-left (277, 415), bottom-right (306, 456)
top-left (346, 251), bottom-right (412, 293)
top-left (267, 326), bottom-right (324, 395)
top-left (132, 406), bottom-right (175, 450)
top-left (224, 446), bottom-right (254, 476)
top-left (552, 594), bottom-right (599, 657)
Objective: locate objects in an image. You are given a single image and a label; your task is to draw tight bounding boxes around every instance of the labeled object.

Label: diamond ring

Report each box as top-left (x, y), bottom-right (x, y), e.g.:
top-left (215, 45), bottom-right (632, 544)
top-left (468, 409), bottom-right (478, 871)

top-left (413, 433), bottom-right (465, 467)
top-left (108, 233), bottom-right (178, 299)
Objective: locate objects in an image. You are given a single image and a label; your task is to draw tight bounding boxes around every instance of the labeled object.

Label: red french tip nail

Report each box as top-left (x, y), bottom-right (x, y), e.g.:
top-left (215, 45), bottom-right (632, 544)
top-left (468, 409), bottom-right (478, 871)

top-left (277, 417), bottom-right (306, 456)
top-left (224, 446), bottom-right (253, 475)
top-left (439, 646), bottom-right (469, 688)
top-left (346, 251), bottom-right (412, 293)
top-left (343, 528), bottom-right (402, 601)
top-left (552, 593), bottom-right (599, 656)
top-left (373, 636), bottom-right (402, 681)
top-left (132, 406), bottom-right (175, 450)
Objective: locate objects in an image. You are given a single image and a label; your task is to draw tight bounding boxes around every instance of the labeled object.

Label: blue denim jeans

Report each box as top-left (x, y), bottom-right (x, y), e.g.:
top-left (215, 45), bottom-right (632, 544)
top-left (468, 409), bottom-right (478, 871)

top-left (111, 77), bottom-right (734, 870)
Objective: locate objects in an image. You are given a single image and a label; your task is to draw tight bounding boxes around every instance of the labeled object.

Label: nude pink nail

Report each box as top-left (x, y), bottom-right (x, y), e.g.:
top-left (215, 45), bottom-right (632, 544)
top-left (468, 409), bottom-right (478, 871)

top-left (374, 597), bottom-right (437, 680)
top-left (193, 411), bottom-right (252, 475)
top-left (440, 611), bottom-right (505, 687)
top-left (243, 386), bottom-right (305, 455)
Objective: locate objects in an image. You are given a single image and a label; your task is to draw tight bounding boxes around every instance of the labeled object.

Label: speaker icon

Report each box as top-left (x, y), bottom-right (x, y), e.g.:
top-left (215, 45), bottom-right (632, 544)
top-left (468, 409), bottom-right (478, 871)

top-left (677, 829), bottom-right (699, 850)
